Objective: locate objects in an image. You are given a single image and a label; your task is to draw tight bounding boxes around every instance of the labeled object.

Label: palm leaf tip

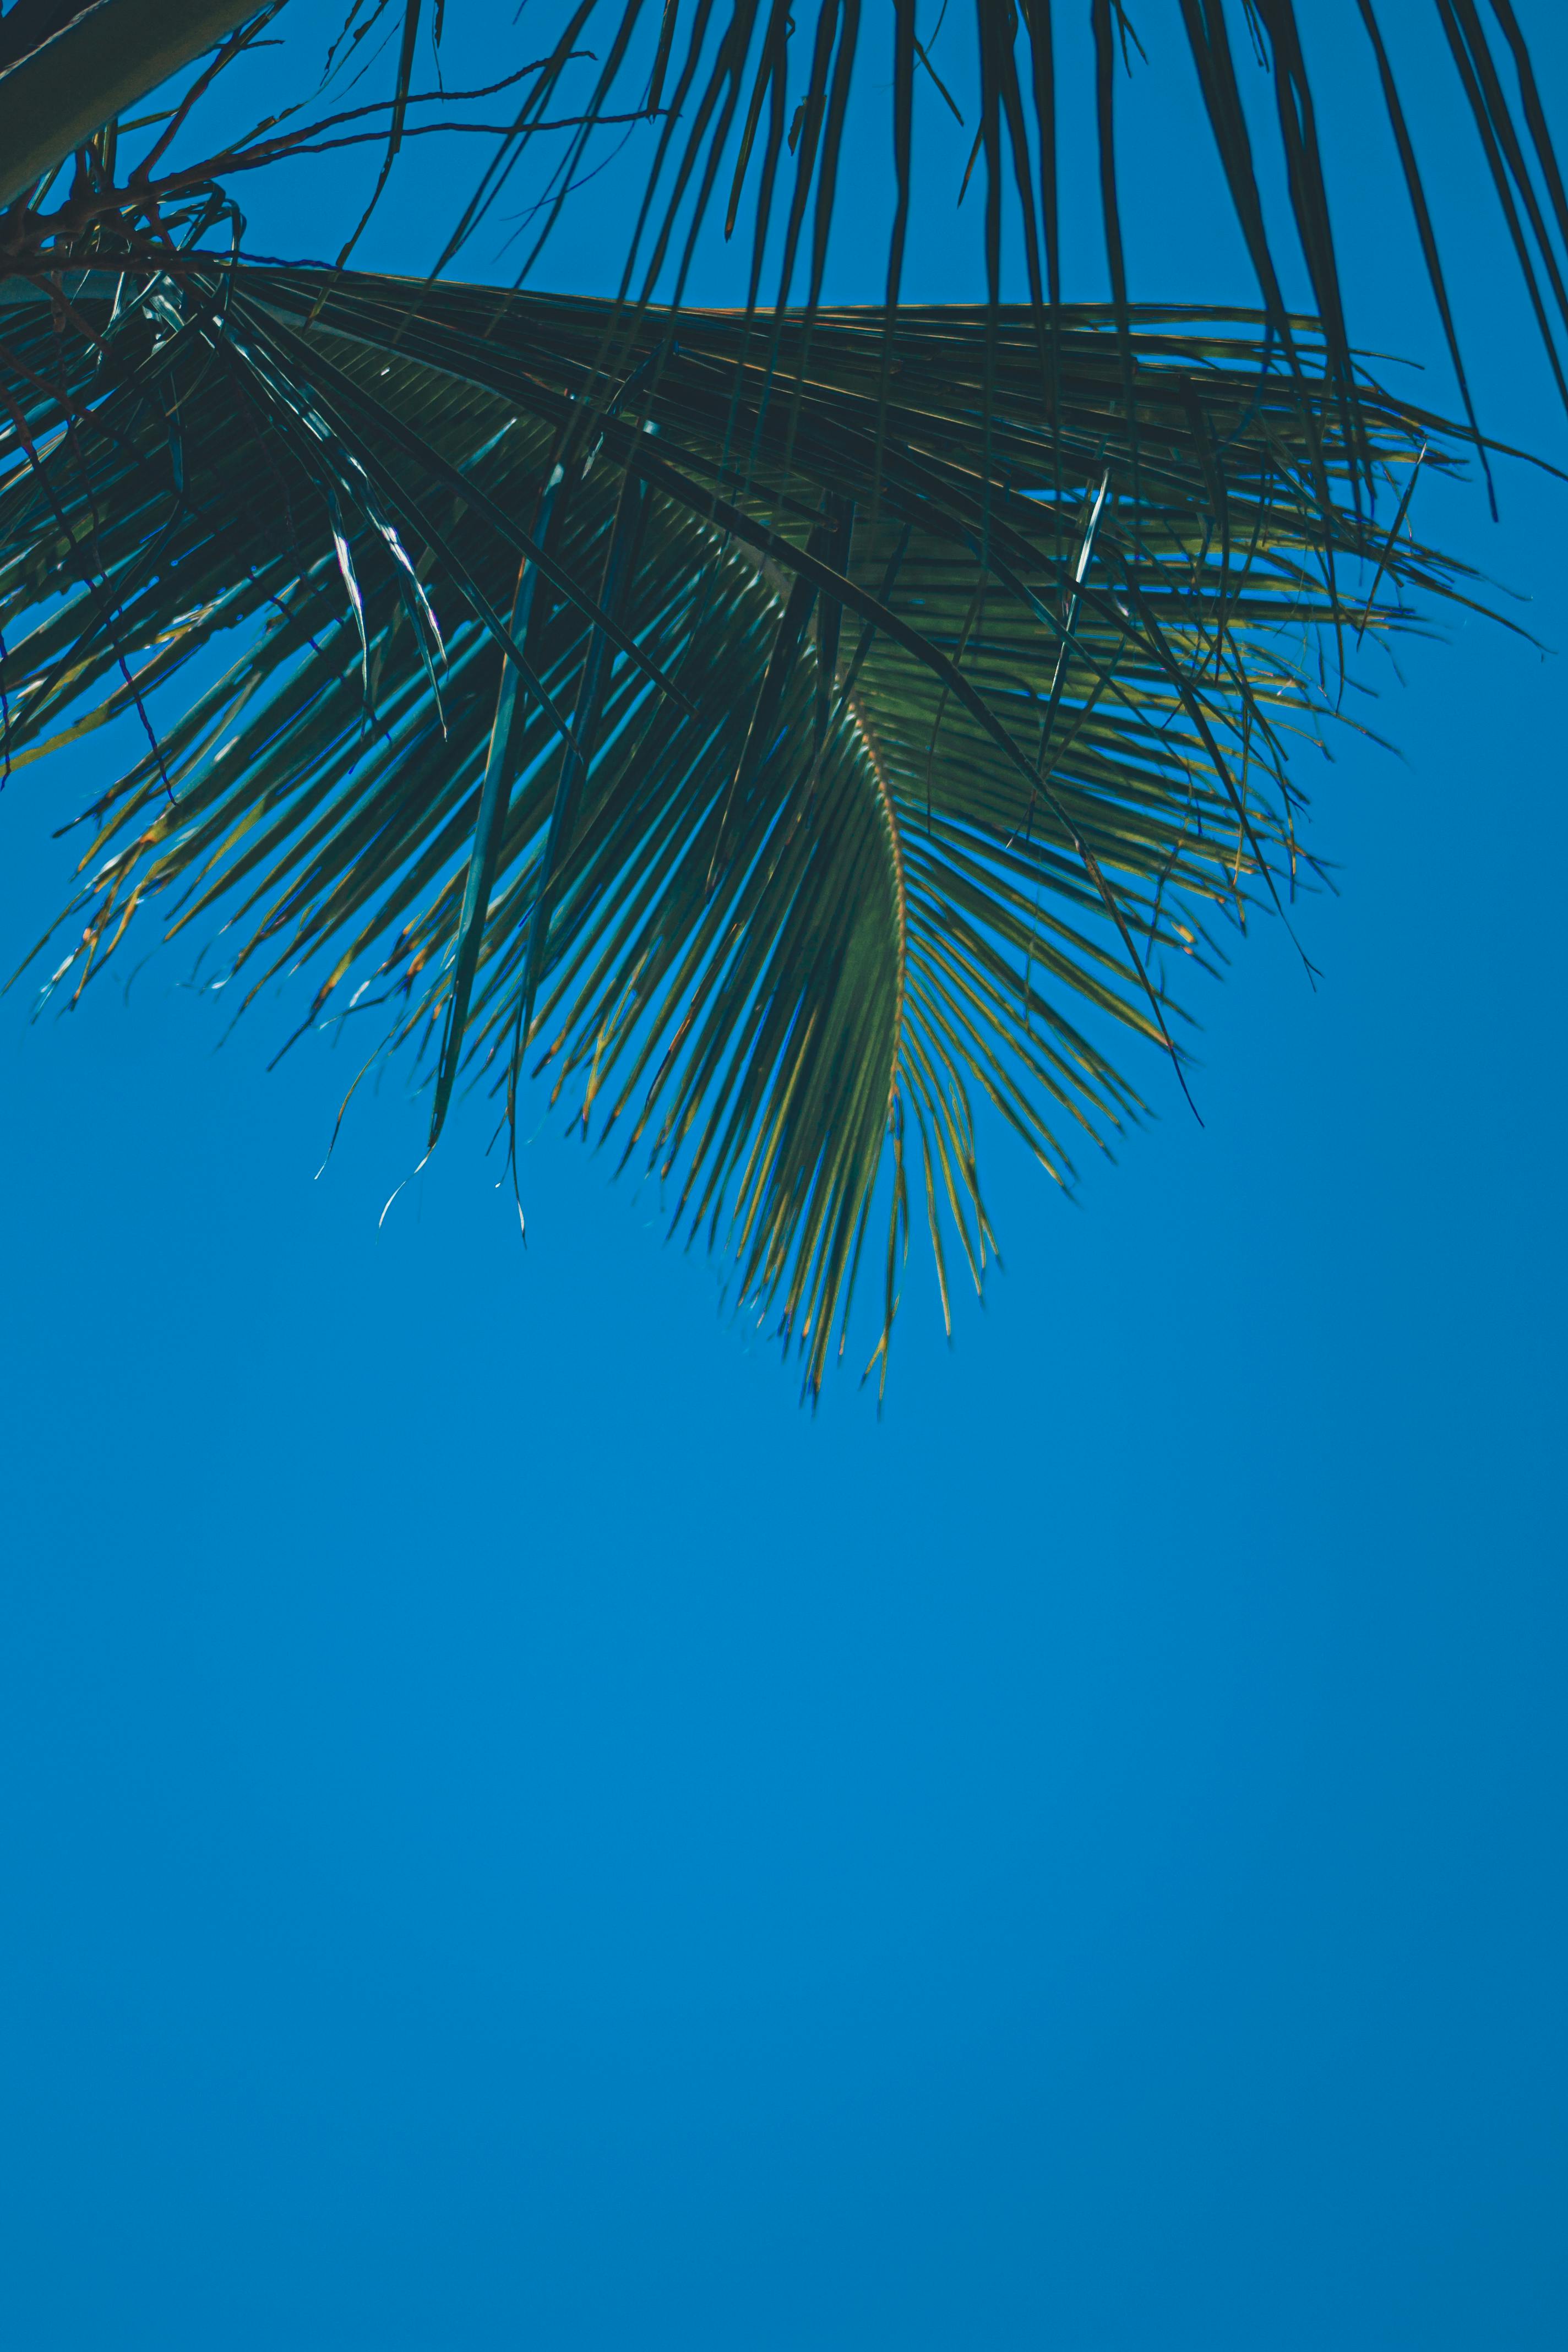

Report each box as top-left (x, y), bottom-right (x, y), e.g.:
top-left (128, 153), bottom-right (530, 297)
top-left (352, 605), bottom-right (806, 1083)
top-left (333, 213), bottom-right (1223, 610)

top-left (0, 266), bottom-right (1493, 1396)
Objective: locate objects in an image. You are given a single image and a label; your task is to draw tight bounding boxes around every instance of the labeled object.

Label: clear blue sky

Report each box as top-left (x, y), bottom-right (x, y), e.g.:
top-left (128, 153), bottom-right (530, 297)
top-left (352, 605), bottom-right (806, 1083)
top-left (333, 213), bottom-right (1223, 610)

top-left (1, 5), bottom-right (1564, 2345)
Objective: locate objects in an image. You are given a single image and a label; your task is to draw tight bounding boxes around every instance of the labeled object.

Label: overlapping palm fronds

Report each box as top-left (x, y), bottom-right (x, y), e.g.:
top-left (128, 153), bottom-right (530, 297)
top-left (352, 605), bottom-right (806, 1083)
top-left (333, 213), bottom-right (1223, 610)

top-left (3, 4), bottom-right (1566, 485)
top-left (0, 263), bottom-right (1490, 1389)
top-left (434, 0), bottom-right (1568, 497)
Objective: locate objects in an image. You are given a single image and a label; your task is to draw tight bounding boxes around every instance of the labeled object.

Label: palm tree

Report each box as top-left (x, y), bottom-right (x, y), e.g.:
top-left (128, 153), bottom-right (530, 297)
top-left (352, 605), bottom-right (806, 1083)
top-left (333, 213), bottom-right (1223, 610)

top-left (1, 2), bottom-right (1560, 1394)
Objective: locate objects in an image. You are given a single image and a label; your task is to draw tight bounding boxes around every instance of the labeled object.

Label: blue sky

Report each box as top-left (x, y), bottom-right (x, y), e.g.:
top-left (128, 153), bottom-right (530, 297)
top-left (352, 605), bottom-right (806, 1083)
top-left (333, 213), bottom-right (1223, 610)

top-left (1, 4), bottom-right (1565, 2344)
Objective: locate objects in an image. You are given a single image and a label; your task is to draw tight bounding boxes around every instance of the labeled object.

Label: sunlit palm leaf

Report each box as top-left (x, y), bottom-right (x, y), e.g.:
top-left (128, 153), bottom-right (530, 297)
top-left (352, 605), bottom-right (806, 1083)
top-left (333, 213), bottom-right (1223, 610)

top-left (0, 264), bottom-right (1488, 1391)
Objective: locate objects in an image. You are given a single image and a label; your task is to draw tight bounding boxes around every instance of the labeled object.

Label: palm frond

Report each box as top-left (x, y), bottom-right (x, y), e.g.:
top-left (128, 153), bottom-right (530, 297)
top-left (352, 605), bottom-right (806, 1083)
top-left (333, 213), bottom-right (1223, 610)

top-left (430, 0), bottom-right (1568, 483)
top-left (0, 264), bottom-right (1490, 1392)
top-left (6, 4), bottom-right (1566, 485)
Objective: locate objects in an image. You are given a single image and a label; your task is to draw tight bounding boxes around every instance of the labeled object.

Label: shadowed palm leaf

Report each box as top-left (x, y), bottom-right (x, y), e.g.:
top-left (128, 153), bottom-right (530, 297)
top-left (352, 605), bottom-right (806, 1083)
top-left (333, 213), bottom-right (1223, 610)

top-left (3, 4), bottom-right (1565, 475)
top-left (0, 266), bottom-right (1495, 1388)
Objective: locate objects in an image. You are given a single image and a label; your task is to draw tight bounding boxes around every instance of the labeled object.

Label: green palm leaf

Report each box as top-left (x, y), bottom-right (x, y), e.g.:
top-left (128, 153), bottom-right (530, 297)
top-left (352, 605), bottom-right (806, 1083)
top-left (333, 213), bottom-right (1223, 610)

top-left (0, 264), bottom-right (1493, 1391)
